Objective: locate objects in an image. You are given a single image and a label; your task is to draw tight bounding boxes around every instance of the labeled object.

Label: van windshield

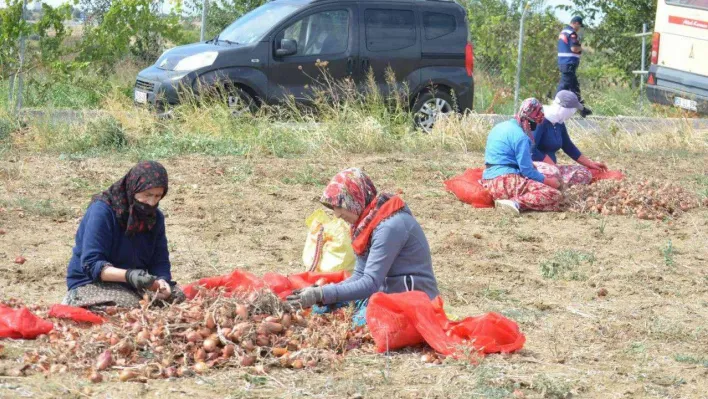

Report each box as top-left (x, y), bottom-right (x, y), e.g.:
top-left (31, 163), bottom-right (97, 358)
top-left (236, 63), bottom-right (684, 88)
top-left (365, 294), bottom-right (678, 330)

top-left (665, 0), bottom-right (708, 11)
top-left (218, 2), bottom-right (304, 44)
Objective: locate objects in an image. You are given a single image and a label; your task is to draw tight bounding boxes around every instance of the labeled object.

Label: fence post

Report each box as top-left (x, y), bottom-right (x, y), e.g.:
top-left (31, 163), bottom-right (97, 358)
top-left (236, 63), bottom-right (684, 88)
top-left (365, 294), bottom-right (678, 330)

top-left (639, 22), bottom-right (647, 111)
top-left (13, 0), bottom-right (28, 114)
top-left (200, 0), bottom-right (209, 42)
top-left (513, 2), bottom-right (529, 112)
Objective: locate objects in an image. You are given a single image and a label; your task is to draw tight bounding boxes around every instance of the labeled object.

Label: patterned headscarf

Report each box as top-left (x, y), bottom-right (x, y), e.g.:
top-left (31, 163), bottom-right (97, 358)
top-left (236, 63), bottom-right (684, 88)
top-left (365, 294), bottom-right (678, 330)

top-left (515, 98), bottom-right (545, 135)
top-left (320, 168), bottom-right (377, 217)
top-left (321, 168), bottom-right (404, 254)
top-left (92, 161), bottom-right (168, 235)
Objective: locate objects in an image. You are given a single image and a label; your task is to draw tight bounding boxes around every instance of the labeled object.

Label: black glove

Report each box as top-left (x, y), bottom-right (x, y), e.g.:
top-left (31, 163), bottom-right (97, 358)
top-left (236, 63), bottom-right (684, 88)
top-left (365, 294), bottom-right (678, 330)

top-left (125, 269), bottom-right (157, 291)
top-left (285, 286), bottom-right (324, 309)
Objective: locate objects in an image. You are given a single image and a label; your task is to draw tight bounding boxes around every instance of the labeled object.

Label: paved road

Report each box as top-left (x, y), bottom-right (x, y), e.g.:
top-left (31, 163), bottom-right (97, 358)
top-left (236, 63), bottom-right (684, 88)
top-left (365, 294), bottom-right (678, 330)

top-left (17, 108), bottom-right (708, 134)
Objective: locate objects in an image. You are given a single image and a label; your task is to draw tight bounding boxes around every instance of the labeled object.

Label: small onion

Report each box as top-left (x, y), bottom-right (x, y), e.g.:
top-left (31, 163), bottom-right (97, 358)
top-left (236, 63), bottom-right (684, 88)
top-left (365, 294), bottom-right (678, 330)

top-left (194, 348), bottom-right (207, 362)
top-left (186, 331), bottom-right (202, 343)
top-left (193, 362), bottom-right (209, 374)
top-left (222, 345), bottom-right (235, 358)
top-left (291, 359), bottom-right (304, 369)
top-left (89, 371), bottom-right (103, 383)
top-left (95, 350), bottom-right (113, 371)
top-left (236, 304), bottom-right (248, 320)
top-left (205, 314), bottom-right (216, 330)
top-left (119, 370), bottom-right (138, 382)
top-left (240, 355), bottom-right (256, 367)
top-left (255, 334), bottom-right (269, 347)
top-left (199, 327), bottom-right (212, 338)
top-left (281, 314), bottom-right (292, 328)
top-left (203, 337), bottom-right (219, 353)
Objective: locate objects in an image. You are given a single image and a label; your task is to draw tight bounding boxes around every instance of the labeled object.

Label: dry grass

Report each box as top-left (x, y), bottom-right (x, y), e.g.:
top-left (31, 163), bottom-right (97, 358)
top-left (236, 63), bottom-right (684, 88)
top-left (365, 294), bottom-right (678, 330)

top-left (0, 148), bottom-right (706, 398)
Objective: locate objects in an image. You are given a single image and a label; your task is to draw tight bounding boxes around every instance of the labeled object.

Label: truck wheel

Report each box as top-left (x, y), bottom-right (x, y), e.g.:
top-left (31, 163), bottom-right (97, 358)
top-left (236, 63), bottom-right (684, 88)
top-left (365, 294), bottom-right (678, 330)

top-left (413, 91), bottom-right (456, 132)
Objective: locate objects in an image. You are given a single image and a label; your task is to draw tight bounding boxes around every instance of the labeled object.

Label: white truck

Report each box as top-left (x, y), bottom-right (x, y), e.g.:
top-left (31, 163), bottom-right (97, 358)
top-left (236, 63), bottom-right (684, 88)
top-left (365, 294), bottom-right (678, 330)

top-left (646, 0), bottom-right (708, 114)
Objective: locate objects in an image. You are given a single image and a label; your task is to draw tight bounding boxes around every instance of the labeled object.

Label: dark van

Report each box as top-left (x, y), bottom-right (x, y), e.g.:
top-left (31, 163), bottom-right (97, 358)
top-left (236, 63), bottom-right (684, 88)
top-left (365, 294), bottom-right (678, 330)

top-left (135, 0), bottom-right (474, 129)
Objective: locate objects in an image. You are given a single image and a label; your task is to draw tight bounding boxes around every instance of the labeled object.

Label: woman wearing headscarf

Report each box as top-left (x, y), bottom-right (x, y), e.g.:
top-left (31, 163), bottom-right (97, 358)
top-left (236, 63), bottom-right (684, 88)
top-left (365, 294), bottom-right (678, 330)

top-left (63, 161), bottom-right (184, 309)
top-left (286, 168), bottom-right (439, 320)
top-left (531, 90), bottom-right (608, 186)
top-left (482, 98), bottom-right (563, 213)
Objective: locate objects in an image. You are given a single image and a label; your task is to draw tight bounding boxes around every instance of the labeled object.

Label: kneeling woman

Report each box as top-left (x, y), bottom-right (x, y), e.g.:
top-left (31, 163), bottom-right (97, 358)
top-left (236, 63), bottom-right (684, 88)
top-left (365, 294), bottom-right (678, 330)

top-left (482, 98), bottom-right (563, 213)
top-left (286, 168), bottom-right (439, 318)
top-left (63, 161), bottom-right (184, 309)
top-left (532, 90), bottom-right (608, 186)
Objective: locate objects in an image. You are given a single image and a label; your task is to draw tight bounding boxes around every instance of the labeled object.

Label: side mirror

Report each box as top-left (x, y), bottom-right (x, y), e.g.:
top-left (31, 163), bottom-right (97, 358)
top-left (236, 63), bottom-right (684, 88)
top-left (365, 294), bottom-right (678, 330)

top-left (275, 39), bottom-right (297, 57)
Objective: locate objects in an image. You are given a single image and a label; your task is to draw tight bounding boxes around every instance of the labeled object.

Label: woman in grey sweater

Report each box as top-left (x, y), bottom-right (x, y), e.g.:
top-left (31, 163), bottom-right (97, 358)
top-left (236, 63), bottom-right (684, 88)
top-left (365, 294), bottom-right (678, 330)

top-left (286, 168), bottom-right (439, 318)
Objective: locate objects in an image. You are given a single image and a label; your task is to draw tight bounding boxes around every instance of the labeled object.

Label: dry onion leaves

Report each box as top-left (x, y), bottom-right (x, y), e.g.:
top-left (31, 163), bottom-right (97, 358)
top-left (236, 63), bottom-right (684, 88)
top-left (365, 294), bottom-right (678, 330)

top-left (18, 289), bottom-right (373, 383)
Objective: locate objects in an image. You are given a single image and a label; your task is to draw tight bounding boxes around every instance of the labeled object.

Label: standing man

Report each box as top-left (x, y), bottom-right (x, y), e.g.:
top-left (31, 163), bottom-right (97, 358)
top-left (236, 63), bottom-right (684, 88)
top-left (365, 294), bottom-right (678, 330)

top-left (557, 16), bottom-right (592, 117)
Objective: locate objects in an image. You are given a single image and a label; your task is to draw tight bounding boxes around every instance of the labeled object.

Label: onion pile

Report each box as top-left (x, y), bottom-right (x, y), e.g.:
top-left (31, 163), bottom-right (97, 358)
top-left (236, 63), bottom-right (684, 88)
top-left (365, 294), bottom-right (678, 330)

top-left (16, 289), bottom-right (373, 382)
top-left (563, 179), bottom-right (704, 219)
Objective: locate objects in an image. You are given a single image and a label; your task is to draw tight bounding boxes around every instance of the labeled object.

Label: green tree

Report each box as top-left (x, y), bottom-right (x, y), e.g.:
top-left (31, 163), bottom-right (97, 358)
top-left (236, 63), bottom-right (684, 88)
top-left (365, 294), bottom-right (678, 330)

top-left (560, 0), bottom-right (656, 80)
top-left (0, 0), bottom-right (71, 79)
top-left (79, 0), bottom-right (183, 66)
top-left (466, 0), bottom-right (562, 100)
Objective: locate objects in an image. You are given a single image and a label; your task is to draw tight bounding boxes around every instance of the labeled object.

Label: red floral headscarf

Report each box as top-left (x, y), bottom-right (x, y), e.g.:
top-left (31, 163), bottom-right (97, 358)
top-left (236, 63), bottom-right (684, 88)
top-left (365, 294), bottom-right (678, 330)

top-left (321, 168), bottom-right (404, 255)
top-left (92, 161), bottom-right (168, 235)
top-left (515, 98), bottom-right (545, 135)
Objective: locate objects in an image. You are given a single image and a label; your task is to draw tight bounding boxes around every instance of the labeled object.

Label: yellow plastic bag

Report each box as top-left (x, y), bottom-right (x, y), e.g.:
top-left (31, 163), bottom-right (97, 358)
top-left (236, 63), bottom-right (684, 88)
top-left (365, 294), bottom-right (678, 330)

top-left (302, 209), bottom-right (355, 273)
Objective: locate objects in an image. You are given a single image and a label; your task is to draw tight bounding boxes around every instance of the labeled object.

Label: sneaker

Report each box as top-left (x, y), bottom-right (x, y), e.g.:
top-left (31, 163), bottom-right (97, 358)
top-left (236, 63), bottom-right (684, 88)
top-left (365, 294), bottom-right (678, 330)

top-left (579, 107), bottom-right (593, 118)
top-left (494, 199), bottom-right (520, 215)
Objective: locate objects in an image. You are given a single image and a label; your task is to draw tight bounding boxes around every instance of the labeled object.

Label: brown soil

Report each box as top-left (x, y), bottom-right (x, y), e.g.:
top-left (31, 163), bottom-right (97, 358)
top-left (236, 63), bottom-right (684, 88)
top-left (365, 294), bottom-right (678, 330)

top-left (1, 151), bottom-right (706, 398)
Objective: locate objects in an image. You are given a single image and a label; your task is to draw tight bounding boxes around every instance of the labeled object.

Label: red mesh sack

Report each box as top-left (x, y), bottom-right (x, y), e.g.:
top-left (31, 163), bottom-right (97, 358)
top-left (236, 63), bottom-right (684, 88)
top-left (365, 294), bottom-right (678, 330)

top-left (591, 169), bottom-right (625, 182)
top-left (444, 168), bottom-right (494, 208)
top-left (48, 305), bottom-right (104, 325)
top-left (366, 291), bottom-right (525, 357)
top-left (0, 305), bottom-right (54, 339)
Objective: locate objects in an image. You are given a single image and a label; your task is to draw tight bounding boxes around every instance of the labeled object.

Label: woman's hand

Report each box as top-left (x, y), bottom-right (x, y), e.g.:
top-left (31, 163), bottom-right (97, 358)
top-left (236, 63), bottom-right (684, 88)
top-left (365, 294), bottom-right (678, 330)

top-left (588, 160), bottom-right (608, 171)
top-left (286, 286), bottom-right (324, 310)
top-left (578, 155), bottom-right (607, 172)
top-left (154, 279), bottom-right (171, 300)
top-left (544, 176), bottom-right (561, 189)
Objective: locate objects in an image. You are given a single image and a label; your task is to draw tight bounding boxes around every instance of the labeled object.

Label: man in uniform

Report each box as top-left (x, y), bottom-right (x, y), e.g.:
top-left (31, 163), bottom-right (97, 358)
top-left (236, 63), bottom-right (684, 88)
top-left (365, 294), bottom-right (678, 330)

top-left (557, 16), bottom-right (591, 117)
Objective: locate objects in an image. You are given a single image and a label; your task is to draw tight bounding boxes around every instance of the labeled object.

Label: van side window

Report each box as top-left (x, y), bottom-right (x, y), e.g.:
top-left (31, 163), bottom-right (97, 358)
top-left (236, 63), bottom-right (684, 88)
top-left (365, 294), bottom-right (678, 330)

top-left (423, 12), bottom-right (456, 40)
top-left (365, 9), bottom-right (416, 52)
top-left (279, 10), bottom-right (349, 56)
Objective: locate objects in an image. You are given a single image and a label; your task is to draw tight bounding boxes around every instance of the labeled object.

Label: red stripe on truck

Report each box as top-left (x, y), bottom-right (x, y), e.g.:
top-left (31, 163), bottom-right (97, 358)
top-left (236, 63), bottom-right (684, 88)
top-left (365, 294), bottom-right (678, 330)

top-left (669, 16), bottom-right (708, 30)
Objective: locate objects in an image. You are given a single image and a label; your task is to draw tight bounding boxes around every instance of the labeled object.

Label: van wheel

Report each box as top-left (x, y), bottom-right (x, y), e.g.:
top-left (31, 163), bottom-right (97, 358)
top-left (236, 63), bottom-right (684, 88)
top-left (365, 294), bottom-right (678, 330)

top-left (226, 86), bottom-right (257, 116)
top-left (413, 91), bottom-right (456, 132)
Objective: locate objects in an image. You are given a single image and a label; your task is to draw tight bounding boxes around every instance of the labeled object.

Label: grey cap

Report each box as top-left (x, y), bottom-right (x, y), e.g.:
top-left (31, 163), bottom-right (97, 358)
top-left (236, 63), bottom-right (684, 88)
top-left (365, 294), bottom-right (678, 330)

top-left (555, 90), bottom-right (584, 110)
top-left (570, 16), bottom-right (584, 27)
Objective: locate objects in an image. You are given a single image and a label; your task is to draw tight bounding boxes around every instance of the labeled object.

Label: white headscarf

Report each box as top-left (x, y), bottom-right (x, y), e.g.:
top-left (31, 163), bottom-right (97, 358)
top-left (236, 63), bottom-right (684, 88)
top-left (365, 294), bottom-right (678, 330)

top-left (543, 100), bottom-right (576, 125)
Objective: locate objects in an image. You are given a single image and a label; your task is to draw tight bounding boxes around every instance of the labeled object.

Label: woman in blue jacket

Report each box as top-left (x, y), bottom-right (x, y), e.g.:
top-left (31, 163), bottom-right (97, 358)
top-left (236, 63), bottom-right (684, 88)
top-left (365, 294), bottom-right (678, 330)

top-left (532, 90), bottom-right (608, 186)
top-left (63, 161), bottom-right (183, 309)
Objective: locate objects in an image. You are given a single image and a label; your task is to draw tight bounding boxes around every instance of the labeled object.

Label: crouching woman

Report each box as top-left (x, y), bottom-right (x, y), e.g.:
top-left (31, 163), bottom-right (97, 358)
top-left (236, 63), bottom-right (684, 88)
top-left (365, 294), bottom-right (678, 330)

top-left (482, 98), bottom-right (563, 213)
top-left (63, 161), bottom-right (184, 309)
top-left (286, 168), bottom-right (439, 324)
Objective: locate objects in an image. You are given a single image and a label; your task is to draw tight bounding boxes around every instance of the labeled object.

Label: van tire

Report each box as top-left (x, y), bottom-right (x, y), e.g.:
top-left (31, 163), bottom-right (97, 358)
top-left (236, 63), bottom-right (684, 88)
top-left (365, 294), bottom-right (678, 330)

top-left (412, 90), bottom-right (457, 132)
top-left (225, 85), bottom-right (258, 116)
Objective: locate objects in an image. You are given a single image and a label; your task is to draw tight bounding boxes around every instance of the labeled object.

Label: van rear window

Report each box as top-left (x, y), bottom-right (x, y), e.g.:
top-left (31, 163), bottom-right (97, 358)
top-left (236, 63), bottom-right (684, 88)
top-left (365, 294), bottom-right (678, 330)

top-left (666, 0), bottom-right (708, 11)
top-left (423, 12), bottom-right (456, 40)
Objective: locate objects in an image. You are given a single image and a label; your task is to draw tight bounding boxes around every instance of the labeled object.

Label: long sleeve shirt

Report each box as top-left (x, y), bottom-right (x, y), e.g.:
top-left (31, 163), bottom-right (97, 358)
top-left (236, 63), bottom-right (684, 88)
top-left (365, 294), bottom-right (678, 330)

top-left (531, 119), bottom-right (582, 163)
top-left (321, 209), bottom-right (439, 304)
top-left (482, 119), bottom-right (545, 183)
top-left (66, 201), bottom-right (173, 290)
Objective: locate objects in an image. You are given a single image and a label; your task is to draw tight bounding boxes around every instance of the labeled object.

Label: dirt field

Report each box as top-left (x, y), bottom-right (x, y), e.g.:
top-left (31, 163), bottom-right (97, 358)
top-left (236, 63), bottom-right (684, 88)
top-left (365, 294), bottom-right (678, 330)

top-left (1, 151), bottom-right (706, 398)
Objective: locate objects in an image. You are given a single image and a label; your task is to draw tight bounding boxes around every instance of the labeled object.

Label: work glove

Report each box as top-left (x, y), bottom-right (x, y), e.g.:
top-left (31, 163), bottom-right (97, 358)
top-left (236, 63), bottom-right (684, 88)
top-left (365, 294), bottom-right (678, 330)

top-left (285, 286), bottom-right (324, 310)
top-left (125, 269), bottom-right (157, 291)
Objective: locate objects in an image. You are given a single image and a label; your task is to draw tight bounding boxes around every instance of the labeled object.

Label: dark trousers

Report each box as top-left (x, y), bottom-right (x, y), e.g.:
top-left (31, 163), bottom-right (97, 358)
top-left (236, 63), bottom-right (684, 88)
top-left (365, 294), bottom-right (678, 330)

top-left (556, 63), bottom-right (583, 104)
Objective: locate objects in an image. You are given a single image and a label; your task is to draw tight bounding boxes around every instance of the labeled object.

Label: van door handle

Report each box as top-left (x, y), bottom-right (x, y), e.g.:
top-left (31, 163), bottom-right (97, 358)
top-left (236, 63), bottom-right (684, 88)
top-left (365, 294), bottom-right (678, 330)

top-left (347, 57), bottom-right (354, 75)
top-left (361, 58), bottom-right (370, 72)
